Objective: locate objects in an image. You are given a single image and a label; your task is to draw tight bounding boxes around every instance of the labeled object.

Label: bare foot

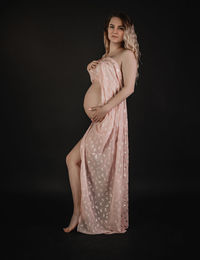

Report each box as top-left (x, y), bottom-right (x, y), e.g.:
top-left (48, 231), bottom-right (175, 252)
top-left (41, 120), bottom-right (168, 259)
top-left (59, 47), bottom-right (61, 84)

top-left (63, 211), bottom-right (80, 233)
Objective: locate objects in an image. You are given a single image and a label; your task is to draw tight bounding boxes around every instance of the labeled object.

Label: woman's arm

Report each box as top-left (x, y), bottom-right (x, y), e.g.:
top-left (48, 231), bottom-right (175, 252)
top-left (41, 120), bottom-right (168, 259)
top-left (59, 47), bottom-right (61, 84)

top-left (104, 50), bottom-right (137, 112)
top-left (104, 87), bottom-right (133, 112)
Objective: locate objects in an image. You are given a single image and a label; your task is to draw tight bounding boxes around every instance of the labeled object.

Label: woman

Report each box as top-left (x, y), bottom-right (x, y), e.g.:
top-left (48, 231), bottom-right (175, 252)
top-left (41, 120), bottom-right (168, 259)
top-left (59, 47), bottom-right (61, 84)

top-left (63, 11), bottom-right (141, 234)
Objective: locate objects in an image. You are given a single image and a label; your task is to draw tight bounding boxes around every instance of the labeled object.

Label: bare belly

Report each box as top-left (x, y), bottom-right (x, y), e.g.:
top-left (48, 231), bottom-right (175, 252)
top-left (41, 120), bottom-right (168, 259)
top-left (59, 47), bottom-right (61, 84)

top-left (83, 82), bottom-right (102, 119)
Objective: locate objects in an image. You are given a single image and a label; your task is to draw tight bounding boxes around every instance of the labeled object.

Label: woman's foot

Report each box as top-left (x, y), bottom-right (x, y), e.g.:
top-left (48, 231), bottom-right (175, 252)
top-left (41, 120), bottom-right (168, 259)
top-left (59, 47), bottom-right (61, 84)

top-left (63, 211), bottom-right (80, 233)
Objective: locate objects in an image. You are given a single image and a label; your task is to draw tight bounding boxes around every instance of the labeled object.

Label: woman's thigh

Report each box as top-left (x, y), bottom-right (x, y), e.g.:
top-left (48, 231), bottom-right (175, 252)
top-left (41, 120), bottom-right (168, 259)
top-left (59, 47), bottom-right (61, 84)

top-left (66, 137), bottom-right (82, 167)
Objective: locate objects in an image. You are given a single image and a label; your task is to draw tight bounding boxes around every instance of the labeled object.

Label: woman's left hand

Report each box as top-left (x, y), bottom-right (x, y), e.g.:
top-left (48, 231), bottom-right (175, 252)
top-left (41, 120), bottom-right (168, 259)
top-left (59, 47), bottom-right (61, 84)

top-left (88, 104), bottom-right (109, 123)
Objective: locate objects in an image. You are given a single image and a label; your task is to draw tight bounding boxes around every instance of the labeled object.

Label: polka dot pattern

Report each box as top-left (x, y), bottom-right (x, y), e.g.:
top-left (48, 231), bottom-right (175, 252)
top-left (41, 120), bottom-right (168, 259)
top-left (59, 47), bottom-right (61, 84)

top-left (77, 57), bottom-right (129, 234)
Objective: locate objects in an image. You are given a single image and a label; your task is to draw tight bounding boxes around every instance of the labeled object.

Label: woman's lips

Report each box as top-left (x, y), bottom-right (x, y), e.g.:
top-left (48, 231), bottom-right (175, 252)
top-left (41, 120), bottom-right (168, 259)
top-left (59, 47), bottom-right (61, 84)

top-left (112, 35), bottom-right (118, 38)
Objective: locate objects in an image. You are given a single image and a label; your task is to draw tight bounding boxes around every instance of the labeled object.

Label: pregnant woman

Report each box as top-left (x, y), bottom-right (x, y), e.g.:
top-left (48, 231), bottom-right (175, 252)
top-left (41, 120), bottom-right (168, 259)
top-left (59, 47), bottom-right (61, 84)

top-left (63, 11), bottom-right (141, 234)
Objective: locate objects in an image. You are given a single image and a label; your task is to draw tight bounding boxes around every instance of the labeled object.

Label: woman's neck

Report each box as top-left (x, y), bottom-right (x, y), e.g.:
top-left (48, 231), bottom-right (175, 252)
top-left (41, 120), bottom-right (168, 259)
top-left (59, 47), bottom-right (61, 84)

top-left (108, 43), bottom-right (123, 56)
top-left (107, 47), bottom-right (123, 57)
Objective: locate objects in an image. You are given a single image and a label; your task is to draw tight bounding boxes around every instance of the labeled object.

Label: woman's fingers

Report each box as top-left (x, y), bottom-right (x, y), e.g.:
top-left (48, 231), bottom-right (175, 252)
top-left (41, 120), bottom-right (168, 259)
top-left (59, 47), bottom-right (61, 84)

top-left (88, 60), bottom-right (100, 71)
top-left (91, 60), bottom-right (99, 68)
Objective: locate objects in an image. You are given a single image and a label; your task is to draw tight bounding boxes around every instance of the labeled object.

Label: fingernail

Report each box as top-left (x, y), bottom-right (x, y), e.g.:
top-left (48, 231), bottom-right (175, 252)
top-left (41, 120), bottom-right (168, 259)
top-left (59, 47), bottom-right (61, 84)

top-left (88, 108), bottom-right (92, 110)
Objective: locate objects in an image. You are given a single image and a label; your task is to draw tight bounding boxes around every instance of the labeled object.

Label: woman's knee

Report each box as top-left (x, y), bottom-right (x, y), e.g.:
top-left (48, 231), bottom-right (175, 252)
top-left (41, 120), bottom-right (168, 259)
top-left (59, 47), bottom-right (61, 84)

top-left (66, 148), bottom-right (81, 167)
top-left (66, 153), bottom-right (81, 167)
top-left (66, 153), bottom-right (71, 165)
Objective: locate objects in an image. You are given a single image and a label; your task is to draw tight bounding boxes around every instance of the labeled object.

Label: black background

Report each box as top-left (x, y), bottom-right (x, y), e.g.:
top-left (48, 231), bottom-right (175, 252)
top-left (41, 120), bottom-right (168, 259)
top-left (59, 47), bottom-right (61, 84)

top-left (1, 0), bottom-right (199, 259)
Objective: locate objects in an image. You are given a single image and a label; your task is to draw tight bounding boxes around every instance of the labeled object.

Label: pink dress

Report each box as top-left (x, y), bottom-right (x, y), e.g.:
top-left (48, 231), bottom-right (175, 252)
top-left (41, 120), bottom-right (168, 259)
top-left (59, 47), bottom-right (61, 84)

top-left (77, 56), bottom-right (129, 234)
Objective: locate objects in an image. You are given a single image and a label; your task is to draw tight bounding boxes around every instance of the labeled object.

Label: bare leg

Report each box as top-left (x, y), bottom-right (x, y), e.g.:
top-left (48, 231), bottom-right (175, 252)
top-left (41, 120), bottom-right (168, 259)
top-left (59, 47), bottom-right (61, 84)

top-left (63, 139), bottom-right (82, 233)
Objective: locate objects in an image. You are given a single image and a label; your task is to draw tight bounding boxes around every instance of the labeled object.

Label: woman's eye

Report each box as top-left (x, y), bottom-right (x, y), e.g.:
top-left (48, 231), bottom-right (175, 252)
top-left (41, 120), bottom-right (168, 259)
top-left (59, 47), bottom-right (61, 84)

top-left (109, 25), bottom-right (124, 30)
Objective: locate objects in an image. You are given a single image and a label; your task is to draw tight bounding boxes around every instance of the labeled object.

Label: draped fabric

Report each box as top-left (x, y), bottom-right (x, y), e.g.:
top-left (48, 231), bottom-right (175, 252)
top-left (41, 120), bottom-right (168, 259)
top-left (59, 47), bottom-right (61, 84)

top-left (77, 56), bottom-right (129, 234)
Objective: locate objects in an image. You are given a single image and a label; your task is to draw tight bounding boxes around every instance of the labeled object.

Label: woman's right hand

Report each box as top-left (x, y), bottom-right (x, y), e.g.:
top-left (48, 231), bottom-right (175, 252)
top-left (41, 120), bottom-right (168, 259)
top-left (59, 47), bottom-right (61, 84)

top-left (87, 60), bottom-right (100, 71)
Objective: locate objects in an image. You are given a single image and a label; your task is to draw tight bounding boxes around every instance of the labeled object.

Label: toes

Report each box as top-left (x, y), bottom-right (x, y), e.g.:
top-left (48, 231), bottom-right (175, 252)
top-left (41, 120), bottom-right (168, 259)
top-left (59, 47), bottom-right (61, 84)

top-left (63, 226), bottom-right (76, 232)
top-left (63, 227), bottom-right (70, 232)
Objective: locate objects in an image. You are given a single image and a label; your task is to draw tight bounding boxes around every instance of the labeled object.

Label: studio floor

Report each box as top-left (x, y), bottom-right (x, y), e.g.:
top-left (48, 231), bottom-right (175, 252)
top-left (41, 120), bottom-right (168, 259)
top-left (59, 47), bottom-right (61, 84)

top-left (1, 190), bottom-right (198, 260)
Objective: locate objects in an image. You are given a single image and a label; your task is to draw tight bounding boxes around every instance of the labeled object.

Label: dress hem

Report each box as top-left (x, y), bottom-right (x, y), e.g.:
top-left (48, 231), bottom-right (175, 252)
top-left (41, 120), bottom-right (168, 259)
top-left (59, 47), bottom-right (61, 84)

top-left (76, 227), bottom-right (128, 235)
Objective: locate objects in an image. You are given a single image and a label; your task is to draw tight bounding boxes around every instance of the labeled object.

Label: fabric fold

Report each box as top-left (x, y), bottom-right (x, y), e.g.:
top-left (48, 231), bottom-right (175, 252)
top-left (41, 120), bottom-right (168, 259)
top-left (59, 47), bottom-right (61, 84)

top-left (77, 57), bottom-right (129, 234)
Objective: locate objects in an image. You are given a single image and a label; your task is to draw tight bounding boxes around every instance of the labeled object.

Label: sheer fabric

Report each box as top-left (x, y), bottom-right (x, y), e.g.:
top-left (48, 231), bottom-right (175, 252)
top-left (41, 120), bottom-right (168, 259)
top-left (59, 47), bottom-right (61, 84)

top-left (77, 56), bottom-right (129, 234)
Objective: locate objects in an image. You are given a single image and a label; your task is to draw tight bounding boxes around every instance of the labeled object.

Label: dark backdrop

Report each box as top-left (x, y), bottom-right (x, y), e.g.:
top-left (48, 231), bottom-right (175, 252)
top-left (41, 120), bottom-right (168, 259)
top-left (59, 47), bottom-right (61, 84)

top-left (1, 0), bottom-right (199, 259)
top-left (1, 1), bottom-right (198, 194)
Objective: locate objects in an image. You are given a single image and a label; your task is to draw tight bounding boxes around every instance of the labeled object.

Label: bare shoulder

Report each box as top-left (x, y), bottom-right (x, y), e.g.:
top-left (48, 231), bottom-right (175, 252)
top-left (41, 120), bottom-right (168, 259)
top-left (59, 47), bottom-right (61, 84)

top-left (121, 49), bottom-right (136, 62)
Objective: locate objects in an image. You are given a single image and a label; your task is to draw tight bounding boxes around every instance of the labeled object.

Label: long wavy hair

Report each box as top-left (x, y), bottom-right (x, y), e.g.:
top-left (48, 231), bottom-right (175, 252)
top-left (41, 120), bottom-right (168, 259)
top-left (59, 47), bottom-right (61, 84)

top-left (103, 11), bottom-right (141, 81)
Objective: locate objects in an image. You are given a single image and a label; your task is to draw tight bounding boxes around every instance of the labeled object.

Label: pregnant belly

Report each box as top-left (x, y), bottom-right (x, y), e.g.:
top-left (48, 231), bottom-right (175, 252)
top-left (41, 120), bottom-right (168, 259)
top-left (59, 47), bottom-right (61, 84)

top-left (83, 82), bottom-right (102, 119)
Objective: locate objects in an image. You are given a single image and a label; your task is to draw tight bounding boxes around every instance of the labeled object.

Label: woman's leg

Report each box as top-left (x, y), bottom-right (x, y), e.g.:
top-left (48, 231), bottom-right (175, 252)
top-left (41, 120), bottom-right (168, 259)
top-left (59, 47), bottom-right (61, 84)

top-left (63, 138), bottom-right (82, 232)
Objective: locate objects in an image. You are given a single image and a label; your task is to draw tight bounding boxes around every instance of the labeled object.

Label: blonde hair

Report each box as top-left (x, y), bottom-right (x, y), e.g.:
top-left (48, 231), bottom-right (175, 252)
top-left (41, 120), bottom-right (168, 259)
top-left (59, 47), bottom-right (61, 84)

top-left (103, 11), bottom-right (141, 81)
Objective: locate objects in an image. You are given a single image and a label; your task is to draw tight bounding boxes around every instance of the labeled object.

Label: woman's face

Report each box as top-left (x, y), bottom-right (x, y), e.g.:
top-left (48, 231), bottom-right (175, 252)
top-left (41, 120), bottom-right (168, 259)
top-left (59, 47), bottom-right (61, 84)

top-left (107, 17), bottom-right (125, 44)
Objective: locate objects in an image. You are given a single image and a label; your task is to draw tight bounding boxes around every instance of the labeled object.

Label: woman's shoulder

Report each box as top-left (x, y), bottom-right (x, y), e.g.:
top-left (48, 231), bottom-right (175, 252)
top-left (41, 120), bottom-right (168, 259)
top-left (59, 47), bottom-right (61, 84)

top-left (121, 49), bottom-right (136, 60)
top-left (101, 49), bottom-right (136, 64)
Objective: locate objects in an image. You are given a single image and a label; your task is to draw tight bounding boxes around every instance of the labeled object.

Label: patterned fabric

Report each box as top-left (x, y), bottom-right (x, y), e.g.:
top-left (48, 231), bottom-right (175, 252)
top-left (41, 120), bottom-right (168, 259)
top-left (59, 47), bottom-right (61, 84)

top-left (77, 56), bottom-right (129, 234)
